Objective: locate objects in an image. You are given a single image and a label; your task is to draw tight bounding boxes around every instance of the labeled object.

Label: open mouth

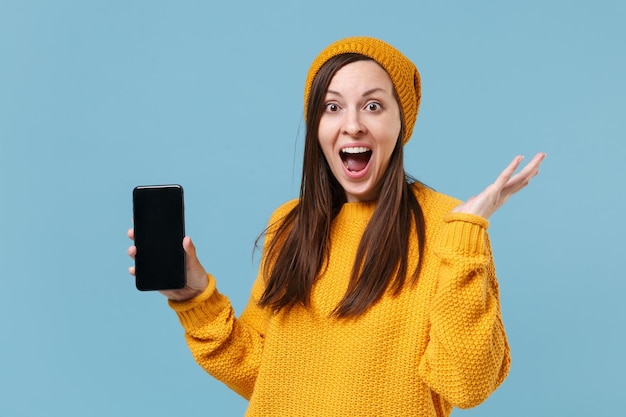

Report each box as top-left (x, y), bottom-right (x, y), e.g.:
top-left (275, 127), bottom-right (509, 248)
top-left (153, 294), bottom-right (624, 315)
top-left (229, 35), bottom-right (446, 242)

top-left (340, 146), bottom-right (372, 172)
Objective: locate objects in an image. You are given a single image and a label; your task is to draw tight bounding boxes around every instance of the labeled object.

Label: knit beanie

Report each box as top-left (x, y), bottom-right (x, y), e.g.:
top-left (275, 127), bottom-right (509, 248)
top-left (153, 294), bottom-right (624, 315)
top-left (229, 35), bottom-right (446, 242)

top-left (304, 36), bottom-right (421, 145)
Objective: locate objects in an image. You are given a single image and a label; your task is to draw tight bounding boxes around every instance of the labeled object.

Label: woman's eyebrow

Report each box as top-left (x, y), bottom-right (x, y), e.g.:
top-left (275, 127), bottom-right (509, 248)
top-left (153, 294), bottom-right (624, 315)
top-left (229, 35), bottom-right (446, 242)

top-left (361, 87), bottom-right (387, 97)
top-left (325, 87), bottom-right (389, 97)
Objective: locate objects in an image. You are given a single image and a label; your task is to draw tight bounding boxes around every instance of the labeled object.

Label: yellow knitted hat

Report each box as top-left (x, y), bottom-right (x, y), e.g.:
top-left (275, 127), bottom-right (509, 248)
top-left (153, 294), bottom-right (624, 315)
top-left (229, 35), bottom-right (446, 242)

top-left (304, 36), bottom-right (421, 145)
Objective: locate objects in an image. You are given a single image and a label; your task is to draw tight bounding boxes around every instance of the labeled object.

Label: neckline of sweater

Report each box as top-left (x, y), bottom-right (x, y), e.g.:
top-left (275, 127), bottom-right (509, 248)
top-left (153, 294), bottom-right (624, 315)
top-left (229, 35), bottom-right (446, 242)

top-left (335, 200), bottom-right (378, 221)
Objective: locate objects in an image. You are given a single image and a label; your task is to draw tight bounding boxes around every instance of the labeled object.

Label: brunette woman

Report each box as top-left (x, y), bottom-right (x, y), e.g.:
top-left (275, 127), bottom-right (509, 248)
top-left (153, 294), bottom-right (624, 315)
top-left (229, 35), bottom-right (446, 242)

top-left (128, 36), bottom-right (545, 416)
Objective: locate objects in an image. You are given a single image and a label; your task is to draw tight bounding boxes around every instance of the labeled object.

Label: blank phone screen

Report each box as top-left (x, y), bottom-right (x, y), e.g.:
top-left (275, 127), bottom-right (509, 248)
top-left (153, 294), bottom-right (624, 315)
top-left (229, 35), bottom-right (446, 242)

top-left (133, 185), bottom-right (185, 291)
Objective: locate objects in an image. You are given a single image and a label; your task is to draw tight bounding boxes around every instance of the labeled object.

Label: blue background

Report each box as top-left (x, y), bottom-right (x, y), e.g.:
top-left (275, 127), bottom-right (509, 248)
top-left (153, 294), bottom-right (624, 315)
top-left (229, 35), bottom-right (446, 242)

top-left (1, 1), bottom-right (624, 416)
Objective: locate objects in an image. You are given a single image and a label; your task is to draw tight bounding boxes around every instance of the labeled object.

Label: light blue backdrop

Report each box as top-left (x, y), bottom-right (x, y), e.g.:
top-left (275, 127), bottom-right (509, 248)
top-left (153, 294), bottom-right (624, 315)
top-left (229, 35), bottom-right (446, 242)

top-left (1, 1), bottom-right (624, 416)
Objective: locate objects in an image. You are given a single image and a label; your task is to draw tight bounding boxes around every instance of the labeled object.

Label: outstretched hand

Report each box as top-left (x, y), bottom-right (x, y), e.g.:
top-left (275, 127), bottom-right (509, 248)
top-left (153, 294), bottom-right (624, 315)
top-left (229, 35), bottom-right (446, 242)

top-left (452, 152), bottom-right (546, 219)
top-left (127, 230), bottom-right (209, 301)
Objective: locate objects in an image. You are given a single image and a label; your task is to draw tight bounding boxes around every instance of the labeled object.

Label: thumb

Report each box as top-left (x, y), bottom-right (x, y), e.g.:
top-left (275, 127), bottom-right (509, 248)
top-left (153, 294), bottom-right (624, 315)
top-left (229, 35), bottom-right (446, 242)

top-left (182, 236), bottom-right (209, 288)
top-left (159, 236), bottom-right (208, 301)
top-left (183, 236), bottom-right (202, 268)
top-left (183, 235), bottom-right (196, 257)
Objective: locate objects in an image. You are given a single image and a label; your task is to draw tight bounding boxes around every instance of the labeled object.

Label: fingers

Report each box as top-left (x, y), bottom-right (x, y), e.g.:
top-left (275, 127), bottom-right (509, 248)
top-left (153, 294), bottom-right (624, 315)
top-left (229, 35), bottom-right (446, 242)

top-left (506, 152), bottom-right (546, 192)
top-left (127, 244), bottom-right (137, 276)
top-left (525, 152), bottom-right (546, 176)
top-left (127, 228), bottom-right (136, 276)
top-left (494, 155), bottom-right (524, 188)
top-left (514, 152), bottom-right (544, 177)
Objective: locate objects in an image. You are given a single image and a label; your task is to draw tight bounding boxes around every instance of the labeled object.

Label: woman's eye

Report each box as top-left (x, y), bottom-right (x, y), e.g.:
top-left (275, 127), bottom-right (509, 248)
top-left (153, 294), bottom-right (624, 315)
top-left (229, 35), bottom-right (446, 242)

top-left (325, 103), bottom-right (339, 112)
top-left (366, 102), bottom-right (382, 111)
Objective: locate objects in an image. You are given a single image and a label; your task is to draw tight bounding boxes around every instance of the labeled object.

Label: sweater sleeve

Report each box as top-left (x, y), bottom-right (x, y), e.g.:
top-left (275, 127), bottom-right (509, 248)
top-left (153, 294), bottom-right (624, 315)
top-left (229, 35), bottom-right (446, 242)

top-left (168, 271), bottom-right (267, 399)
top-left (418, 212), bottom-right (511, 409)
top-left (167, 200), bottom-right (296, 400)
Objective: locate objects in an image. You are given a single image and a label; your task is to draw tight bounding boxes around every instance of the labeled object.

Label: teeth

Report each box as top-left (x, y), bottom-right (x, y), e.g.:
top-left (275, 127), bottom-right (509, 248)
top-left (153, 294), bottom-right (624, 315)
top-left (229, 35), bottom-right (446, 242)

top-left (341, 146), bottom-right (370, 154)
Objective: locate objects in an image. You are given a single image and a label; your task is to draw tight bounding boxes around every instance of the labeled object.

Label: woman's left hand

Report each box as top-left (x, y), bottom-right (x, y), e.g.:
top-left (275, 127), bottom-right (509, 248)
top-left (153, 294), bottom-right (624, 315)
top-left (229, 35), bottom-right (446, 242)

top-left (452, 152), bottom-right (546, 219)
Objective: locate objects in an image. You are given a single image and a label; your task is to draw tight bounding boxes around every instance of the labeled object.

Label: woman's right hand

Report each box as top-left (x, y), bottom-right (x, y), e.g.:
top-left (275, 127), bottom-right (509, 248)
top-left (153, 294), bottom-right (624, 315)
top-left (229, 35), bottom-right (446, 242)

top-left (127, 229), bottom-right (209, 302)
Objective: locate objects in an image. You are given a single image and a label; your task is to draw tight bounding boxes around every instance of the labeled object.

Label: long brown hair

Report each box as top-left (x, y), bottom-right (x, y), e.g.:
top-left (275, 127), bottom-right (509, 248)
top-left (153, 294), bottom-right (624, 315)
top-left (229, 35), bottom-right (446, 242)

top-left (258, 53), bottom-right (426, 318)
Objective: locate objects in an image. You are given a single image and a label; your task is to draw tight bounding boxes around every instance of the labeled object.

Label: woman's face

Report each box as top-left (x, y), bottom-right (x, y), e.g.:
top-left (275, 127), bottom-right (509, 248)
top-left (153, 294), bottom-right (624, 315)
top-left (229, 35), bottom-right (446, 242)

top-left (318, 60), bottom-right (401, 203)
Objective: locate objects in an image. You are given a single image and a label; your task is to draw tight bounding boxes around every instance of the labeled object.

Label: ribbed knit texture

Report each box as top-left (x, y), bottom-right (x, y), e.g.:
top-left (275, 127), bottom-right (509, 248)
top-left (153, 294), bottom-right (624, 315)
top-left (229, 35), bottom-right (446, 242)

top-left (170, 184), bottom-right (510, 416)
top-left (304, 36), bottom-right (421, 145)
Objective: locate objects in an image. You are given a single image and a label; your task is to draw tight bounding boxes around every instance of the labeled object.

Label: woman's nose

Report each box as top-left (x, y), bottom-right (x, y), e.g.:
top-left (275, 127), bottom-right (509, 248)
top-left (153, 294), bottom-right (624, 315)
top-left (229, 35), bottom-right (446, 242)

top-left (342, 108), bottom-right (367, 136)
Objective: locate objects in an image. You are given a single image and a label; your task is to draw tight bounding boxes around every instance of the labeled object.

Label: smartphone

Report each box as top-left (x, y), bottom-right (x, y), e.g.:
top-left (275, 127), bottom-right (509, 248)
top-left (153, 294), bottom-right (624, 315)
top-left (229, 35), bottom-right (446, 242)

top-left (132, 184), bottom-right (186, 291)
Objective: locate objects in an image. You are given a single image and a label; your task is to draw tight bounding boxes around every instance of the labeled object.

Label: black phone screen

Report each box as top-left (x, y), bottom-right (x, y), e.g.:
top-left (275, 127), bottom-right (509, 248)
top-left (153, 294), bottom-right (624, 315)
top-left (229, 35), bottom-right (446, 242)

top-left (132, 185), bottom-right (186, 291)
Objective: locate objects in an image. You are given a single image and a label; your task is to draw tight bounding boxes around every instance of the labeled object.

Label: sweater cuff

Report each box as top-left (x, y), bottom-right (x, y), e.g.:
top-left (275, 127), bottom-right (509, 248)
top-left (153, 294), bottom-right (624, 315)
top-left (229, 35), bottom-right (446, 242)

top-left (168, 274), bottom-right (230, 330)
top-left (438, 212), bottom-right (490, 256)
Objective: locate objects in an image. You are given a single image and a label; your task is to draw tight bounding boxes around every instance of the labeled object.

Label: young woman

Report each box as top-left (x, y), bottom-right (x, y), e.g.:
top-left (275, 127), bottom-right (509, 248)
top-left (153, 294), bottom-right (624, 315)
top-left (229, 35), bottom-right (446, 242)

top-left (128, 36), bottom-right (545, 416)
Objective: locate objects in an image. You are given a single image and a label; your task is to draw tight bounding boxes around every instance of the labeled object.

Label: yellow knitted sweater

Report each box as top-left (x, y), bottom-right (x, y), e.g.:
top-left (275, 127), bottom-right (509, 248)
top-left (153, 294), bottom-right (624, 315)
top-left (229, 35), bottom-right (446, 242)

top-left (170, 183), bottom-right (510, 416)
